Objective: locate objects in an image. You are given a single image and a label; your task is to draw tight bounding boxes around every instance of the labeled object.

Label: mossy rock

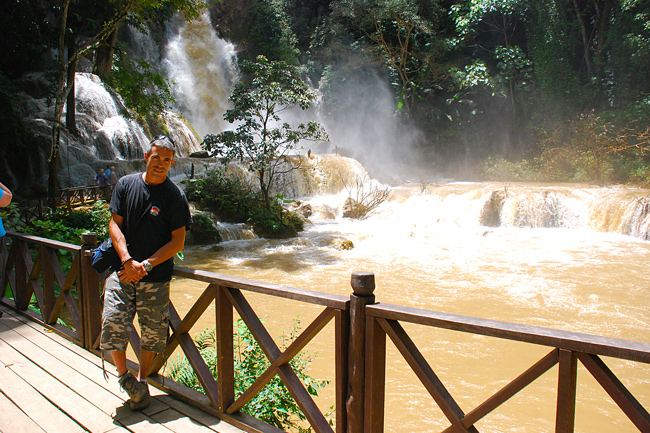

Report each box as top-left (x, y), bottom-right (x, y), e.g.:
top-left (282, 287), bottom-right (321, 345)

top-left (187, 212), bottom-right (222, 245)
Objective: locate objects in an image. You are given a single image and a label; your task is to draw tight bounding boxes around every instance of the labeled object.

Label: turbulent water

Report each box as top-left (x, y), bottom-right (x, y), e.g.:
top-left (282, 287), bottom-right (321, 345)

top-left (163, 12), bottom-right (238, 138)
top-left (146, 12), bottom-right (650, 432)
top-left (173, 157), bottom-right (650, 433)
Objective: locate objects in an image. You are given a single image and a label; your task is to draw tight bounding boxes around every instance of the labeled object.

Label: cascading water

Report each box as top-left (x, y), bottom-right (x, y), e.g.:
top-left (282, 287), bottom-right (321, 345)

top-left (163, 12), bottom-right (238, 138)
top-left (156, 14), bottom-right (649, 433)
top-left (73, 73), bottom-right (150, 160)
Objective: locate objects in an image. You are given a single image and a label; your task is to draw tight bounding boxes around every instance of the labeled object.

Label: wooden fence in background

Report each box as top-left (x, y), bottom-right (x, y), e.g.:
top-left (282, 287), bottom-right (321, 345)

top-left (60, 185), bottom-right (113, 210)
top-left (1, 231), bottom-right (649, 433)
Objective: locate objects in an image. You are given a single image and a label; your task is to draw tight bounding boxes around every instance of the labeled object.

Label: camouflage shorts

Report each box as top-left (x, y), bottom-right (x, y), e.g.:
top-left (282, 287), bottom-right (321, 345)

top-left (100, 272), bottom-right (170, 353)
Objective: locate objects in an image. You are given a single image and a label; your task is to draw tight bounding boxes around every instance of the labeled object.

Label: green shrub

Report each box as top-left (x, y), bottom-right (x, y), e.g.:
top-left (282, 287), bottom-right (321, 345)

top-left (189, 213), bottom-right (222, 244)
top-left (167, 318), bottom-right (331, 432)
top-left (1, 202), bottom-right (27, 233)
top-left (183, 169), bottom-right (305, 238)
top-left (184, 168), bottom-right (254, 223)
top-left (480, 156), bottom-right (543, 182)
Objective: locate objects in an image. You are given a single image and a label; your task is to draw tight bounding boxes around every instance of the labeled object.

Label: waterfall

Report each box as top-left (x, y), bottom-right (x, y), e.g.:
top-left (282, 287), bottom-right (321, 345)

top-left (218, 223), bottom-right (258, 241)
top-left (163, 12), bottom-right (238, 138)
top-left (354, 182), bottom-right (650, 240)
top-left (73, 73), bottom-right (150, 160)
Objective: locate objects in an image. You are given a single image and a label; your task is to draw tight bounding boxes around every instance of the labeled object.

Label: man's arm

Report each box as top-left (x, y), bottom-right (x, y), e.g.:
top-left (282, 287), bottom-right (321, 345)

top-left (111, 214), bottom-right (186, 282)
top-left (109, 213), bottom-right (145, 282)
top-left (109, 213), bottom-right (129, 263)
top-left (145, 226), bottom-right (186, 269)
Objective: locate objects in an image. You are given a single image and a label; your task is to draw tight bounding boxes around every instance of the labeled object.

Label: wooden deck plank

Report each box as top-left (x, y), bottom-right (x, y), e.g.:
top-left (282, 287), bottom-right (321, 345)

top-left (115, 411), bottom-right (175, 433)
top-left (164, 399), bottom-right (247, 433)
top-left (0, 305), bottom-right (246, 433)
top-left (0, 354), bottom-right (85, 433)
top-left (0, 318), bottom-right (127, 415)
top-left (0, 338), bottom-right (128, 433)
top-left (2, 308), bottom-right (113, 372)
top-left (0, 389), bottom-right (47, 433)
top-left (149, 408), bottom-right (225, 433)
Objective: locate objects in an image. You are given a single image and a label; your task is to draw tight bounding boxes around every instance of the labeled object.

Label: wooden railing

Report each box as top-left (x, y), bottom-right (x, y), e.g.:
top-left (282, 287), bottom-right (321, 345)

top-left (0, 232), bottom-right (101, 349)
top-left (60, 184), bottom-right (113, 209)
top-left (19, 201), bottom-right (44, 224)
top-left (1, 231), bottom-right (649, 433)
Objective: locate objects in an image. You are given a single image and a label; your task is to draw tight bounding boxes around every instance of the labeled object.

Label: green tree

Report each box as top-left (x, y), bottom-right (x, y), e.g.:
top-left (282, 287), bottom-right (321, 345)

top-left (209, 0), bottom-right (300, 64)
top-left (332, 0), bottom-right (446, 117)
top-left (451, 0), bottom-right (531, 117)
top-left (102, 50), bottom-right (175, 120)
top-left (202, 55), bottom-right (328, 209)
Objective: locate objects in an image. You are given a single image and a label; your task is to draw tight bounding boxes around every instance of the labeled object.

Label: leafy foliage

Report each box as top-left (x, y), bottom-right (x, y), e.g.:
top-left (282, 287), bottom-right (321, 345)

top-left (167, 318), bottom-right (331, 431)
top-left (183, 168), bottom-right (305, 238)
top-left (202, 55), bottom-right (328, 209)
top-left (103, 49), bottom-right (175, 119)
top-left (24, 201), bottom-right (112, 245)
top-left (331, 0), bottom-right (446, 116)
top-left (184, 168), bottom-right (255, 223)
top-left (0, 203), bottom-right (28, 234)
top-left (210, 0), bottom-right (300, 64)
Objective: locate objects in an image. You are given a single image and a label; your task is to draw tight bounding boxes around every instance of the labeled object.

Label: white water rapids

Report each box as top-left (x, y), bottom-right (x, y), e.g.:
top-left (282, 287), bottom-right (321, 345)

top-left (148, 12), bottom-right (650, 432)
top-left (174, 164), bottom-right (650, 433)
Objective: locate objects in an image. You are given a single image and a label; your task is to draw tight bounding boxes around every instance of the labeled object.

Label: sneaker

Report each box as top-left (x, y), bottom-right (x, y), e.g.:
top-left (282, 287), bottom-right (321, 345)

top-left (118, 372), bottom-right (150, 408)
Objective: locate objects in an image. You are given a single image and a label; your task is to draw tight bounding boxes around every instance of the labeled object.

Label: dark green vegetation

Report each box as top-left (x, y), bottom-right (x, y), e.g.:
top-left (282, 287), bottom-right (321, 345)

top-left (0, 202), bottom-right (110, 323)
top-left (183, 168), bottom-right (305, 238)
top-left (211, 0), bottom-right (650, 184)
top-left (2, 201), bottom-right (110, 246)
top-left (167, 319), bottom-right (331, 432)
top-left (2, 0), bottom-right (650, 198)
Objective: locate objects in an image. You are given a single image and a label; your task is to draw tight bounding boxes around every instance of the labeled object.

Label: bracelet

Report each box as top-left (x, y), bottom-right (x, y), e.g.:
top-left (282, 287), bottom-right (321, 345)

top-left (121, 257), bottom-right (134, 266)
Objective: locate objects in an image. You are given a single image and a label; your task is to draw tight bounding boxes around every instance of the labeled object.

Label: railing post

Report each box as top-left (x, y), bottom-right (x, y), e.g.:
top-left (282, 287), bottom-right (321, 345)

top-left (80, 232), bottom-right (102, 350)
top-left (346, 271), bottom-right (379, 433)
top-left (556, 349), bottom-right (578, 433)
top-left (216, 285), bottom-right (234, 412)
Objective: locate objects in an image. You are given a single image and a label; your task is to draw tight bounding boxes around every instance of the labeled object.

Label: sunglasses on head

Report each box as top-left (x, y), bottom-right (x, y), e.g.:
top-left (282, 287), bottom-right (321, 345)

top-left (150, 135), bottom-right (176, 146)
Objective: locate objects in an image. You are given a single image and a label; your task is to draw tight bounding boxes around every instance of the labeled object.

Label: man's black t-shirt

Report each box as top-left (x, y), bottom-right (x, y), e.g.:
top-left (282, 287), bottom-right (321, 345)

top-left (109, 173), bottom-right (191, 282)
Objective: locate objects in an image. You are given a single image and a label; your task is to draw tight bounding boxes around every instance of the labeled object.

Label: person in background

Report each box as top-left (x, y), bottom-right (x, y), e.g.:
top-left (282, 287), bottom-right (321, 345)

top-left (95, 170), bottom-right (110, 200)
top-left (0, 181), bottom-right (12, 319)
top-left (95, 170), bottom-right (109, 187)
top-left (107, 166), bottom-right (118, 184)
top-left (100, 136), bottom-right (191, 410)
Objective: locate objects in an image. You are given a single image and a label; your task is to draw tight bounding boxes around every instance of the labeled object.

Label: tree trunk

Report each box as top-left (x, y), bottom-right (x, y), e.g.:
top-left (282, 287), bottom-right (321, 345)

top-left (48, 126), bottom-right (61, 208)
top-left (94, 28), bottom-right (119, 78)
top-left (572, 0), bottom-right (595, 80)
top-left (592, 0), bottom-right (612, 90)
top-left (65, 38), bottom-right (77, 135)
top-left (259, 169), bottom-right (270, 209)
top-left (47, 0), bottom-right (135, 205)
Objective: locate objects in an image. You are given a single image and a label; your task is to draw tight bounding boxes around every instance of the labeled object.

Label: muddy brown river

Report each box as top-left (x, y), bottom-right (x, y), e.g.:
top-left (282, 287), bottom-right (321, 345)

top-left (170, 179), bottom-right (650, 432)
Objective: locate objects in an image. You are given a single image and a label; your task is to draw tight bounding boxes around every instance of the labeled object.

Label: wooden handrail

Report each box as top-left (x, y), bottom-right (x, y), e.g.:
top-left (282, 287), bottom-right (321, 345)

top-left (174, 266), bottom-right (348, 308)
top-left (367, 302), bottom-right (650, 364)
top-left (1, 232), bottom-right (649, 433)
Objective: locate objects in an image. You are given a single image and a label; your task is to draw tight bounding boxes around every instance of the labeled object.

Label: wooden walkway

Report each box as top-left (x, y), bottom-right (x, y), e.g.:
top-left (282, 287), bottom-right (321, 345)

top-left (0, 305), bottom-right (245, 433)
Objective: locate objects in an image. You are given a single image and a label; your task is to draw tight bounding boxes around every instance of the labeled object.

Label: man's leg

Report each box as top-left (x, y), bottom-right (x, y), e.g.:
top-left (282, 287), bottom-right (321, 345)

top-left (138, 350), bottom-right (156, 381)
top-left (111, 350), bottom-right (128, 376)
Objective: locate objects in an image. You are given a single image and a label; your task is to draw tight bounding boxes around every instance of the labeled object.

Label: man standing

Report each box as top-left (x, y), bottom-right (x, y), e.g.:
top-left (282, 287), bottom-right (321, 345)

top-left (100, 135), bottom-right (191, 410)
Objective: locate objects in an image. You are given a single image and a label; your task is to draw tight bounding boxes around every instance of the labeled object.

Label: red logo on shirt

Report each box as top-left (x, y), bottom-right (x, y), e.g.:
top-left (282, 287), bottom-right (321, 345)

top-left (150, 206), bottom-right (160, 216)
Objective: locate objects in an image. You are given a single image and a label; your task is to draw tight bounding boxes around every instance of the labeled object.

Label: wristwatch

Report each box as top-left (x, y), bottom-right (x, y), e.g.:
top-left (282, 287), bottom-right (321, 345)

top-left (143, 259), bottom-right (153, 272)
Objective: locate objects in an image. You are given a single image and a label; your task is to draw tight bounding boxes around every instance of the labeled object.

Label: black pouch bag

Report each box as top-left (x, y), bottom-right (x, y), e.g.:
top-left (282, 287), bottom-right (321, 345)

top-left (91, 238), bottom-right (122, 273)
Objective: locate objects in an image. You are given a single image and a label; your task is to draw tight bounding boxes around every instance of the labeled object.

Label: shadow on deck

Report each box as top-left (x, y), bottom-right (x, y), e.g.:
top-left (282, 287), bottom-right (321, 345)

top-left (0, 304), bottom-right (244, 433)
